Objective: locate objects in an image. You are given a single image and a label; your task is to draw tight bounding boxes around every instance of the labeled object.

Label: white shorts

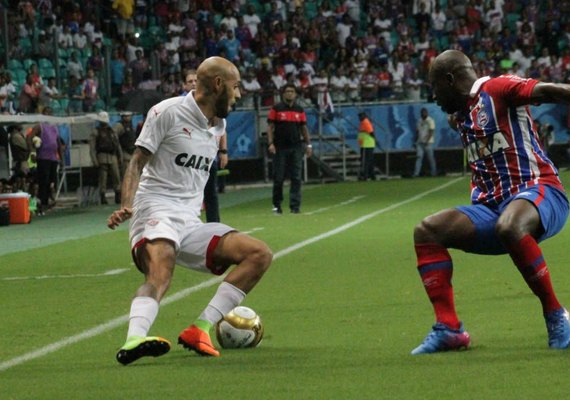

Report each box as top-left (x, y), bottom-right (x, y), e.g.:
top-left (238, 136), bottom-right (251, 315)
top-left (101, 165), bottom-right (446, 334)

top-left (129, 198), bottom-right (235, 275)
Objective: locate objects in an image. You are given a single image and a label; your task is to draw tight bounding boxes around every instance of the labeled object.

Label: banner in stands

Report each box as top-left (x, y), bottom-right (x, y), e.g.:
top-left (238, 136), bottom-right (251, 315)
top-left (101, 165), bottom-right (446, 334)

top-left (226, 111), bottom-right (257, 159)
top-left (305, 103), bottom-right (570, 152)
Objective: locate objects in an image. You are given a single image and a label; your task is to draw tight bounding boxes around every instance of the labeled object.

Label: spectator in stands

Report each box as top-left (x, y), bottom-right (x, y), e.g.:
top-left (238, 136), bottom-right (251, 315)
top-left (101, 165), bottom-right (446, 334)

top-left (110, 48), bottom-right (127, 97)
top-left (129, 49), bottom-right (150, 86)
top-left (243, 4), bottom-right (262, 38)
top-left (18, 74), bottom-right (39, 113)
top-left (218, 29), bottom-right (241, 62)
top-left (346, 69), bottom-right (360, 102)
top-left (431, 3), bottom-right (447, 40)
top-left (240, 70), bottom-right (261, 109)
top-left (66, 76), bottom-right (84, 114)
top-left (82, 68), bottom-right (99, 112)
top-left (405, 68), bottom-right (424, 101)
top-left (67, 51), bottom-right (84, 80)
top-left (0, 72), bottom-right (17, 114)
top-left (39, 77), bottom-right (65, 112)
top-left (87, 45), bottom-right (104, 74)
top-left (58, 25), bottom-right (73, 48)
top-left (72, 26), bottom-right (88, 50)
top-left (36, 32), bottom-right (55, 59)
top-left (160, 72), bottom-right (181, 98)
top-left (360, 66), bottom-right (378, 101)
top-left (28, 63), bottom-right (44, 95)
top-left (120, 73), bottom-right (136, 96)
top-left (113, 0), bottom-right (135, 39)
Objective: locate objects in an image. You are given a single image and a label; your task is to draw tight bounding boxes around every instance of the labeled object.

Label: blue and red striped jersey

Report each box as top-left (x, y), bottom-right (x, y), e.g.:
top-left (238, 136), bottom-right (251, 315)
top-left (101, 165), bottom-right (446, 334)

top-left (459, 75), bottom-right (563, 207)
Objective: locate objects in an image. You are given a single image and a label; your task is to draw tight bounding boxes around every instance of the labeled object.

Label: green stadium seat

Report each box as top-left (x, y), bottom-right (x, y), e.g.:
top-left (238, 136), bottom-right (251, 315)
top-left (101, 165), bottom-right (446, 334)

top-left (58, 47), bottom-right (70, 59)
top-left (38, 58), bottom-right (53, 69)
top-left (506, 13), bottom-right (520, 31)
top-left (22, 58), bottom-right (35, 71)
top-left (12, 68), bottom-right (27, 87)
top-left (41, 67), bottom-right (56, 79)
top-left (49, 98), bottom-right (63, 115)
top-left (59, 98), bottom-right (69, 111)
top-left (7, 59), bottom-right (23, 70)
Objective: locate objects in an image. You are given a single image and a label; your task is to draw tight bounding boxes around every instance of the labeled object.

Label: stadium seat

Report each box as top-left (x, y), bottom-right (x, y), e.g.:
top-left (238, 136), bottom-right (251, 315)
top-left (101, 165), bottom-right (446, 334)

top-left (38, 58), bottom-right (54, 69)
top-left (22, 58), bottom-right (35, 71)
top-left (49, 99), bottom-right (63, 115)
top-left (506, 13), bottom-right (520, 31)
top-left (7, 59), bottom-right (23, 70)
top-left (95, 98), bottom-right (106, 111)
top-left (58, 47), bottom-right (70, 60)
top-left (12, 68), bottom-right (27, 86)
top-left (59, 98), bottom-right (69, 111)
top-left (41, 67), bottom-right (56, 79)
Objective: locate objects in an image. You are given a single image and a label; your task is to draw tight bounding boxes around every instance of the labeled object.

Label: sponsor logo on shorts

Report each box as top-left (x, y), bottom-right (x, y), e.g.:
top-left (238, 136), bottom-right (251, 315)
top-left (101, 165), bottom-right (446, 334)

top-left (147, 219), bottom-right (159, 226)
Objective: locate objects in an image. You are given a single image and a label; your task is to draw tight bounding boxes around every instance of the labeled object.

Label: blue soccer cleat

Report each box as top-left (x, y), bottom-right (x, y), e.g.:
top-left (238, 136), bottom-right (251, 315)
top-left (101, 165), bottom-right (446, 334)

top-left (411, 322), bottom-right (471, 355)
top-left (545, 307), bottom-right (570, 349)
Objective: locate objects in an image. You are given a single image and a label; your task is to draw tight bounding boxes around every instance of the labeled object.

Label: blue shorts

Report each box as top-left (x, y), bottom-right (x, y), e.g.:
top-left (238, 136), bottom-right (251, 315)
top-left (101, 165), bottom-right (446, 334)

top-left (456, 184), bottom-right (569, 255)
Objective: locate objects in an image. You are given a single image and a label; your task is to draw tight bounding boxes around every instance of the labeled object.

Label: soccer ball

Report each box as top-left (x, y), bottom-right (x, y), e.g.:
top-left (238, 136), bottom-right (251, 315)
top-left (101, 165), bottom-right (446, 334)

top-left (215, 306), bottom-right (264, 349)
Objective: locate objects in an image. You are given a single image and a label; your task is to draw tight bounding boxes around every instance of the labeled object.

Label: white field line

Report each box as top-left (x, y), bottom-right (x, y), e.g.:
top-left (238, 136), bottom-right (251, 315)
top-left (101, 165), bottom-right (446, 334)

top-left (242, 227), bottom-right (265, 234)
top-left (0, 177), bottom-right (463, 372)
top-left (2, 268), bottom-right (130, 281)
top-left (304, 195), bottom-right (366, 215)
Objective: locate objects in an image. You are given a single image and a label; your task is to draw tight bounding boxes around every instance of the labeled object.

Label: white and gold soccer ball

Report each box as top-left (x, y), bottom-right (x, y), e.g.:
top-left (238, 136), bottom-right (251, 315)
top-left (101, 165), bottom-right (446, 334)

top-left (215, 306), bottom-right (264, 349)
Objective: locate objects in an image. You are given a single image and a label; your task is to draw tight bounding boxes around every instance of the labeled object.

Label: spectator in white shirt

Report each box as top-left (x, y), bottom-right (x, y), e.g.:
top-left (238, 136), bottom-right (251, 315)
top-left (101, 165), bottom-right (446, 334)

top-left (58, 25), bottom-right (73, 48)
top-left (243, 4), bottom-right (262, 38)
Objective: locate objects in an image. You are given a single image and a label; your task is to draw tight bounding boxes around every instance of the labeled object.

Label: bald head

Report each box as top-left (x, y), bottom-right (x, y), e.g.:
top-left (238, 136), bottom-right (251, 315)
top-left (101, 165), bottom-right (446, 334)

top-left (429, 50), bottom-right (474, 80)
top-left (196, 56), bottom-right (240, 91)
top-left (429, 50), bottom-right (478, 114)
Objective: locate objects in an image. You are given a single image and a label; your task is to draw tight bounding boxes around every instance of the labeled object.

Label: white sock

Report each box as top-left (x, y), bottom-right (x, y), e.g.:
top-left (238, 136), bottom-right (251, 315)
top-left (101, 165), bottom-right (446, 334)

top-left (126, 296), bottom-right (159, 339)
top-left (199, 282), bottom-right (246, 325)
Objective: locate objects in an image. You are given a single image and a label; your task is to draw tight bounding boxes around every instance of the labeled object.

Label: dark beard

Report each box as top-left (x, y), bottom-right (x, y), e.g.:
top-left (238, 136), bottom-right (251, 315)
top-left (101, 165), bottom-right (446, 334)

top-left (215, 89), bottom-right (229, 118)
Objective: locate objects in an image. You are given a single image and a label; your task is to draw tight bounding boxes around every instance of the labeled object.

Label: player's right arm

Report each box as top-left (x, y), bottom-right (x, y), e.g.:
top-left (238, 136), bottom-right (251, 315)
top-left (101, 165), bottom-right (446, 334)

top-left (107, 146), bottom-right (152, 229)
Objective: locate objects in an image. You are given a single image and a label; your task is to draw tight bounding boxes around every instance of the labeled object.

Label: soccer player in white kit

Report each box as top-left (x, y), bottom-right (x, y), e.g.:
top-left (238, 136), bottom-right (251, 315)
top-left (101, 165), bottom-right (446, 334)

top-left (107, 57), bottom-right (273, 365)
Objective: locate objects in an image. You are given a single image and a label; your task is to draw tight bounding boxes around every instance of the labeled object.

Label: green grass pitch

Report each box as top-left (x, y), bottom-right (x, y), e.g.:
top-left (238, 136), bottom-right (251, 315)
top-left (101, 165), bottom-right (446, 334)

top-left (2, 172), bottom-right (570, 399)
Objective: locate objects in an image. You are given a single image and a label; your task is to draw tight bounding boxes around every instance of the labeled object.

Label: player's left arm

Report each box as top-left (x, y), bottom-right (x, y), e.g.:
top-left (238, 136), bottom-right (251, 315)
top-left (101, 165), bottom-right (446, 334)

top-left (530, 82), bottom-right (570, 104)
top-left (218, 131), bottom-right (229, 169)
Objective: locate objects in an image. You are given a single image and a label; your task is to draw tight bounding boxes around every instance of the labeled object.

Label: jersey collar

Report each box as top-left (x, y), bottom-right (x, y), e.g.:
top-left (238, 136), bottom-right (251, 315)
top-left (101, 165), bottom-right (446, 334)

top-left (185, 90), bottom-right (226, 137)
top-left (466, 76), bottom-right (491, 109)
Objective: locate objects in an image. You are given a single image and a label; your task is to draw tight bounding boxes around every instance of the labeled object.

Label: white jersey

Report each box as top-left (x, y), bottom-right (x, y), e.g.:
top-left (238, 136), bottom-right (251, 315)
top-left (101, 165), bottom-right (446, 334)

top-left (134, 91), bottom-right (226, 218)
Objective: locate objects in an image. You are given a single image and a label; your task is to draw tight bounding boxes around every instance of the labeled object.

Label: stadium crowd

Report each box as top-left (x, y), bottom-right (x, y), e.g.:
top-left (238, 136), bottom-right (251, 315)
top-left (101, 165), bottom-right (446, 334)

top-left (1, 0), bottom-right (570, 115)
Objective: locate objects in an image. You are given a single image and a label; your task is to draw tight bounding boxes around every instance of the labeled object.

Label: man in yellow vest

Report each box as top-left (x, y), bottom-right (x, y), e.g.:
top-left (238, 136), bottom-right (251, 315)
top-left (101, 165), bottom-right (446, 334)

top-left (357, 112), bottom-right (376, 181)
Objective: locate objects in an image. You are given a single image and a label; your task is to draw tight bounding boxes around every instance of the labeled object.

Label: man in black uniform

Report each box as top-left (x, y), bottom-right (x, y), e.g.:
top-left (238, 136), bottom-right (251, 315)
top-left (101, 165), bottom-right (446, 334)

top-left (113, 111), bottom-right (136, 178)
top-left (267, 83), bottom-right (312, 214)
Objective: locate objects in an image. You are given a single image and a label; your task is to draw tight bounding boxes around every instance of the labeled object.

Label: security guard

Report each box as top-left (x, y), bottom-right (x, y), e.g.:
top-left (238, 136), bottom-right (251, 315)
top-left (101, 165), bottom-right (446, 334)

top-left (89, 114), bottom-right (122, 204)
top-left (113, 111), bottom-right (136, 177)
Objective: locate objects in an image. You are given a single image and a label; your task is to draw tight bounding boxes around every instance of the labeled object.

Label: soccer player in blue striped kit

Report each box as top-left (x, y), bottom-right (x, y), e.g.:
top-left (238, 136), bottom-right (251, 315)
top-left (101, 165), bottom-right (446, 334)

top-left (412, 49), bottom-right (570, 354)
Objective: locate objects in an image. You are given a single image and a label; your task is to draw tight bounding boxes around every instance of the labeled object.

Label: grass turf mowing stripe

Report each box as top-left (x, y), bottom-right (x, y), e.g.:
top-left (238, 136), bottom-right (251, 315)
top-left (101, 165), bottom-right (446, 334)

top-left (0, 177), bottom-right (463, 372)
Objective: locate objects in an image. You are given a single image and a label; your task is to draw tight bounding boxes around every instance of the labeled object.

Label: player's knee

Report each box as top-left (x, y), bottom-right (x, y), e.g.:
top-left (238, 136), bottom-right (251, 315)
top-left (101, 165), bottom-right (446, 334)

top-left (494, 219), bottom-right (520, 245)
top-left (247, 241), bottom-right (273, 275)
top-left (414, 216), bottom-right (438, 243)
